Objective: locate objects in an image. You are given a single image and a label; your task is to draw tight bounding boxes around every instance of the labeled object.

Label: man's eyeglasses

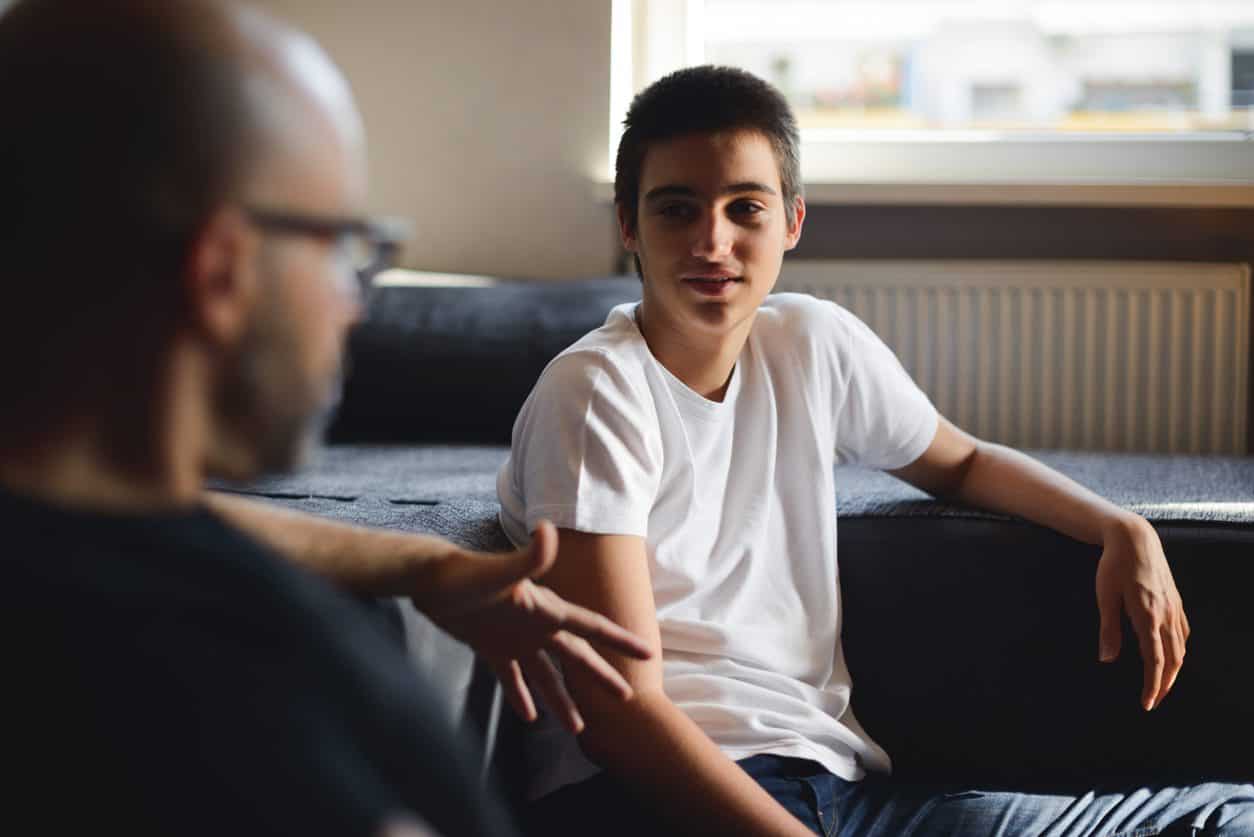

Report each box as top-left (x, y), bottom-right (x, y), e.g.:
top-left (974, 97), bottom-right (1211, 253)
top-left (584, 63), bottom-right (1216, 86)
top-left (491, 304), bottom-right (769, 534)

top-left (244, 206), bottom-right (413, 301)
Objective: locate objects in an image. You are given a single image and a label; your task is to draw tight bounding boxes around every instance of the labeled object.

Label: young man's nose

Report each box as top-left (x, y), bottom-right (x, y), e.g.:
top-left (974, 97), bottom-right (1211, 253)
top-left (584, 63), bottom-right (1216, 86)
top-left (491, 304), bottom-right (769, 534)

top-left (691, 212), bottom-right (734, 260)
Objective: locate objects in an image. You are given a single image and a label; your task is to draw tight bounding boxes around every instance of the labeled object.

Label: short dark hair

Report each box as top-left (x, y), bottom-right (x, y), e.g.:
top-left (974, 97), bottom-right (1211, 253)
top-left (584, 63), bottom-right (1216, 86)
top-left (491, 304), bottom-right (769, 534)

top-left (0, 0), bottom-right (264, 463)
top-left (614, 65), bottom-right (802, 234)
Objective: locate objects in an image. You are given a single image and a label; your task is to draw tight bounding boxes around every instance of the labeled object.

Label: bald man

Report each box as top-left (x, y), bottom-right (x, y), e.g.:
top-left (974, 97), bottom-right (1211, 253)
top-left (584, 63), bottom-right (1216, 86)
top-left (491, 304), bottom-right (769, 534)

top-left (0, 1), bottom-right (648, 835)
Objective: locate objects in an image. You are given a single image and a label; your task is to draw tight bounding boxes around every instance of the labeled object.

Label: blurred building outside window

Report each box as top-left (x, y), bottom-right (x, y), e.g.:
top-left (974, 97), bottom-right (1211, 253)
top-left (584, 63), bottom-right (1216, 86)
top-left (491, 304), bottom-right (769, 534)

top-left (610, 0), bottom-right (1254, 192)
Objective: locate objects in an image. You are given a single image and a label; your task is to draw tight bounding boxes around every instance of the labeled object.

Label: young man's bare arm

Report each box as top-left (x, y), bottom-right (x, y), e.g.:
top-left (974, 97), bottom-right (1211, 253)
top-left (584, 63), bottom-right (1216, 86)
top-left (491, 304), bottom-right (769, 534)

top-left (543, 529), bottom-right (812, 837)
top-left (205, 492), bottom-right (651, 726)
top-left (889, 416), bottom-right (1189, 713)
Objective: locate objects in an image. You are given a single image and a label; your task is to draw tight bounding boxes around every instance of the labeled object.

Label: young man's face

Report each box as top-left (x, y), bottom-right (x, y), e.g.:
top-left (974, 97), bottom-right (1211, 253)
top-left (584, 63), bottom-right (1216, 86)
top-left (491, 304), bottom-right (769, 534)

top-left (621, 129), bottom-right (804, 341)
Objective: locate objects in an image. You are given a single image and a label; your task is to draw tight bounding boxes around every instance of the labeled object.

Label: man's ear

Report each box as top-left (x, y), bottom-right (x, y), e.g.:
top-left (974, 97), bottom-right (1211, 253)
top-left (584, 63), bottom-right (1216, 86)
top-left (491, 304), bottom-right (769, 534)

top-left (616, 202), bottom-right (639, 253)
top-left (184, 207), bottom-right (259, 347)
top-left (784, 195), bottom-right (806, 252)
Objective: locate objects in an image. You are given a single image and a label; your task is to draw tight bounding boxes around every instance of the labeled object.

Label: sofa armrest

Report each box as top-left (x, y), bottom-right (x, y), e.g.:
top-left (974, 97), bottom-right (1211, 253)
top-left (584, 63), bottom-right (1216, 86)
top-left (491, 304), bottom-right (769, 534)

top-left (838, 517), bottom-right (1254, 788)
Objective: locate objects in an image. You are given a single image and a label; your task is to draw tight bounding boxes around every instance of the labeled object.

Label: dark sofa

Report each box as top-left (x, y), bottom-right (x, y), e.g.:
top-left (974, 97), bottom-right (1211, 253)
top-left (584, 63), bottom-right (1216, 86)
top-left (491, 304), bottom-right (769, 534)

top-left (234, 277), bottom-right (1254, 800)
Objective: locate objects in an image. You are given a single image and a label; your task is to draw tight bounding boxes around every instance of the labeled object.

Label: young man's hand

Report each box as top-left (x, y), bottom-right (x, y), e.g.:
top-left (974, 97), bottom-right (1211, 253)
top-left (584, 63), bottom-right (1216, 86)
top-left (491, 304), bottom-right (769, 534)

top-left (889, 422), bottom-right (1193, 714)
top-left (1095, 515), bottom-right (1190, 711)
top-left (413, 520), bottom-right (652, 733)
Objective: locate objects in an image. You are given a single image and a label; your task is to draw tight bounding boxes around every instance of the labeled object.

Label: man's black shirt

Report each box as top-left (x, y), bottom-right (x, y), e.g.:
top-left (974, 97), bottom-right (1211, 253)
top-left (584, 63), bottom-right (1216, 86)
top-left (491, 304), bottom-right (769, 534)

top-left (1, 485), bottom-right (515, 836)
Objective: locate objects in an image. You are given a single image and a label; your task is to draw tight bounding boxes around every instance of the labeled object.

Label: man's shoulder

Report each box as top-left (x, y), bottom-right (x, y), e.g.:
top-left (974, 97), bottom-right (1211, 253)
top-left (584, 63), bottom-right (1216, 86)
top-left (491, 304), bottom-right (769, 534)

top-left (0, 492), bottom-right (339, 628)
top-left (0, 490), bottom-right (419, 713)
top-left (0, 494), bottom-right (478, 837)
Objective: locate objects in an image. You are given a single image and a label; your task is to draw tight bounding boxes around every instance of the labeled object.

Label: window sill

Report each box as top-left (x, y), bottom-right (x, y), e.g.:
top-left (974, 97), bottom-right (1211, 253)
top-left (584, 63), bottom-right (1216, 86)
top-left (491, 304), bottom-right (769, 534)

top-left (798, 181), bottom-right (1254, 208)
top-left (591, 179), bottom-right (1254, 208)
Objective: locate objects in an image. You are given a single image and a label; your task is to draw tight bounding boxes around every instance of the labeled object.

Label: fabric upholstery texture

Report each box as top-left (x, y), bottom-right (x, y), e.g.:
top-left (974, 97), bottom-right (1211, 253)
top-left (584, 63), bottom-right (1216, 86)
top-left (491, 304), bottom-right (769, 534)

top-left (225, 442), bottom-right (1254, 786)
top-left (230, 279), bottom-right (1253, 789)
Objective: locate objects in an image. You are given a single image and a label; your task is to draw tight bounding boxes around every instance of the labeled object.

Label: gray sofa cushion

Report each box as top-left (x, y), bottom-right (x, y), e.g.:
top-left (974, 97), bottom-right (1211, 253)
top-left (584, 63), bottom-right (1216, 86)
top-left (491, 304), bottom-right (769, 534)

top-left (239, 445), bottom-right (1254, 526)
top-left (229, 445), bottom-right (1254, 786)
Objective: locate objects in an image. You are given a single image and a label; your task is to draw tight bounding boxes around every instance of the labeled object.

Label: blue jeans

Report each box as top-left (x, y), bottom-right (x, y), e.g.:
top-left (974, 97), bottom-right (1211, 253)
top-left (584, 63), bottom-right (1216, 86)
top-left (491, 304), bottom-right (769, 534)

top-left (741, 755), bottom-right (1254, 837)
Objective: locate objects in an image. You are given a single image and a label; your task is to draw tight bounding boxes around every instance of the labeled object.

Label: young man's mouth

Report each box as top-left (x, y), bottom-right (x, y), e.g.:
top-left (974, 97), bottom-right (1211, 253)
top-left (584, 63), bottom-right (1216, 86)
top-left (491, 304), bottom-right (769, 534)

top-left (681, 275), bottom-right (744, 296)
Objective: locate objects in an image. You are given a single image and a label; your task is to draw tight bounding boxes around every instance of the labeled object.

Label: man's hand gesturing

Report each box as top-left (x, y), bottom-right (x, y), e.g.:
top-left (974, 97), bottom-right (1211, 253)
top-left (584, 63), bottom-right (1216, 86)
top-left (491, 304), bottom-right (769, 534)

top-left (415, 520), bottom-right (652, 734)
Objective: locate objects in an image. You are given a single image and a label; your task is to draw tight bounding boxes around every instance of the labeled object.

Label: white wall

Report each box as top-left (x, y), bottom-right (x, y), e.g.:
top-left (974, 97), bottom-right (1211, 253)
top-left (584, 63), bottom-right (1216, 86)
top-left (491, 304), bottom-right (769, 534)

top-left (260, 0), bottom-right (617, 278)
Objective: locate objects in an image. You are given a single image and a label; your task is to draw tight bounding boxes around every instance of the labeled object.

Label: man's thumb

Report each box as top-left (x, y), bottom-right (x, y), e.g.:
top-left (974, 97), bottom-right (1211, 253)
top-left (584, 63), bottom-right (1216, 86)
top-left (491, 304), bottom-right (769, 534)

top-left (526, 519), bottom-right (559, 578)
top-left (453, 520), bottom-right (557, 598)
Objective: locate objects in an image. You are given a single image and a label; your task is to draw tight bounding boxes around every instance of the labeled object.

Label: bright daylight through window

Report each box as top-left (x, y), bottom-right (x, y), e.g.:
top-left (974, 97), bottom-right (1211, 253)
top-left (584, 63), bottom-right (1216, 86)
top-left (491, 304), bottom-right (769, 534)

top-left (612, 0), bottom-right (1254, 190)
top-left (704, 0), bottom-right (1254, 136)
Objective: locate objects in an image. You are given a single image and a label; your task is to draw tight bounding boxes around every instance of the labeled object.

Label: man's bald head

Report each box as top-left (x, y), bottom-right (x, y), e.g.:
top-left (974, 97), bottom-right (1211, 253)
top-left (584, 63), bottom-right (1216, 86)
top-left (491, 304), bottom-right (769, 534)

top-left (0, 0), bottom-right (362, 461)
top-left (0, 0), bottom-right (358, 269)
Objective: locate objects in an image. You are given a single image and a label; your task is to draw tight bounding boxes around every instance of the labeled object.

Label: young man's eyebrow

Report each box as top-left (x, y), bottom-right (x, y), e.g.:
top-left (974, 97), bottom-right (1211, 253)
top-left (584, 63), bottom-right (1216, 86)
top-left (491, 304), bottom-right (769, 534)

top-left (643, 185), bottom-right (697, 202)
top-left (644, 182), bottom-right (778, 202)
top-left (721, 181), bottom-right (777, 196)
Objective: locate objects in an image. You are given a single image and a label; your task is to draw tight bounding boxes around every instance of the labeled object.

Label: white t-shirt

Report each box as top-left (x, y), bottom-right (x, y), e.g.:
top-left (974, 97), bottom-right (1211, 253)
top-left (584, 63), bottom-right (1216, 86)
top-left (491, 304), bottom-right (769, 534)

top-left (497, 292), bottom-right (938, 800)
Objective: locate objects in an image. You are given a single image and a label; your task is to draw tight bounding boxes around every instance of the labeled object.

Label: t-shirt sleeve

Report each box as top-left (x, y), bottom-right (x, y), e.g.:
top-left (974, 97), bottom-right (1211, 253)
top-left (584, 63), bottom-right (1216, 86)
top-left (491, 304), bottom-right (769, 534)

top-left (828, 303), bottom-right (939, 470)
top-left (503, 350), bottom-right (662, 539)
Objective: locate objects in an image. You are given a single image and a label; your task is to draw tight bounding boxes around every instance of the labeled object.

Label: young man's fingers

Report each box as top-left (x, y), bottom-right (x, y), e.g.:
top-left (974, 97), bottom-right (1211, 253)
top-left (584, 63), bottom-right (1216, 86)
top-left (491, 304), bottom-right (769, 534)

top-left (548, 631), bottom-right (634, 701)
top-left (1131, 609), bottom-right (1166, 711)
top-left (522, 651), bottom-right (584, 735)
top-left (495, 659), bottom-right (537, 723)
top-left (1156, 622), bottom-right (1186, 707)
top-left (1096, 586), bottom-right (1122, 663)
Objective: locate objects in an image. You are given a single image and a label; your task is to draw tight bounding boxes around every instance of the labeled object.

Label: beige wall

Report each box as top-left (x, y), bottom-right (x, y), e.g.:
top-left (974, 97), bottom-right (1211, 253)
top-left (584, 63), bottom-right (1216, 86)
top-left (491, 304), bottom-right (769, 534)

top-left (260, 0), bottom-right (617, 278)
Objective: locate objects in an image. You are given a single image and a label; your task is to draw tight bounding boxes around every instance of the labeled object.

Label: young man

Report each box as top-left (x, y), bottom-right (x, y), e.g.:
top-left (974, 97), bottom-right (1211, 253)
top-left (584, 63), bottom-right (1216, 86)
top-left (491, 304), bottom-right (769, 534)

top-left (497, 66), bottom-right (1253, 836)
top-left (0, 1), bottom-right (647, 834)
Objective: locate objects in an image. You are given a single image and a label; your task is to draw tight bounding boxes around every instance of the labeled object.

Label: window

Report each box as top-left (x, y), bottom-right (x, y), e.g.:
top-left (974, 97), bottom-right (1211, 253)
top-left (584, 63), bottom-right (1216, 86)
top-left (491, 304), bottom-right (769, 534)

top-left (611, 0), bottom-right (1254, 198)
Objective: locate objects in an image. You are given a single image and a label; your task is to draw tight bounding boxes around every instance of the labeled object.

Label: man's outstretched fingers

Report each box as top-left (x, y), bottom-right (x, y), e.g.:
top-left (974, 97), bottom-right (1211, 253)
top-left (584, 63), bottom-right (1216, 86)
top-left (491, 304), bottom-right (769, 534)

top-left (522, 650), bottom-right (583, 734)
top-left (549, 631), bottom-right (634, 701)
top-left (495, 659), bottom-right (537, 723)
top-left (538, 586), bottom-right (652, 660)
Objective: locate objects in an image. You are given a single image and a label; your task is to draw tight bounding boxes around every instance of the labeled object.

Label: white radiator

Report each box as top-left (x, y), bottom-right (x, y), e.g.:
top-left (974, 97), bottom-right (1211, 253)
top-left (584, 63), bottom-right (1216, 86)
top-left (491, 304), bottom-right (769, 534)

top-left (777, 260), bottom-right (1251, 455)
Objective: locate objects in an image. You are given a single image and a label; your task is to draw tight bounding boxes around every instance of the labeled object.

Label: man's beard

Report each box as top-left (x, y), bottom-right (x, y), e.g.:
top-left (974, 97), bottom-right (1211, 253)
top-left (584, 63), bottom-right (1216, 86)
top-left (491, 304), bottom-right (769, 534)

top-left (214, 265), bottom-right (344, 477)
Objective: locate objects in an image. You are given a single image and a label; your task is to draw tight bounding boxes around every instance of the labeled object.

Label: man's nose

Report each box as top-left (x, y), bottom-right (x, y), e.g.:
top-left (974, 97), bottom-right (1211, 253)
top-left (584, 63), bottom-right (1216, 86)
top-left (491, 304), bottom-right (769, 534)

top-left (345, 299), bottom-right (365, 328)
top-left (335, 278), bottom-right (366, 330)
top-left (691, 211), bottom-right (733, 260)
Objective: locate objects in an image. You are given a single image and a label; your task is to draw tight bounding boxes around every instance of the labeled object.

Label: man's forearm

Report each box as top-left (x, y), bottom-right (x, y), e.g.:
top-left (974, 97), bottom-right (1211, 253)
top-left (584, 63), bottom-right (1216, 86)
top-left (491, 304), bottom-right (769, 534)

top-left (206, 492), bottom-right (458, 595)
top-left (576, 689), bottom-right (812, 837)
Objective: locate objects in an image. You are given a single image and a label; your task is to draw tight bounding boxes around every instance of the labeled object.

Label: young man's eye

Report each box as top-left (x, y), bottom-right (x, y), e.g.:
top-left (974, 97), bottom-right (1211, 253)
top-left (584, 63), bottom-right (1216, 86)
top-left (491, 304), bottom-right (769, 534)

top-left (658, 203), bottom-right (696, 220)
top-left (729, 201), bottom-right (766, 219)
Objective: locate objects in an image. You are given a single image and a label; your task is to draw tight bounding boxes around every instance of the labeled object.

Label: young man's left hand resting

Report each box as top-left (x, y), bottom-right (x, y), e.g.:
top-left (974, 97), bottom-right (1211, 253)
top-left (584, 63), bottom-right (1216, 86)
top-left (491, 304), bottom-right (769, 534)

top-left (890, 417), bottom-right (1188, 712)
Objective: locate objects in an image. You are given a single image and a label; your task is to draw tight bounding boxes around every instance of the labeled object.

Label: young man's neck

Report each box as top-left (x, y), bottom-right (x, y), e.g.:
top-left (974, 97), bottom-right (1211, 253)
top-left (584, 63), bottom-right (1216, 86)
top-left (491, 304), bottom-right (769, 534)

top-left (636, 299), bottom-right (751, 403)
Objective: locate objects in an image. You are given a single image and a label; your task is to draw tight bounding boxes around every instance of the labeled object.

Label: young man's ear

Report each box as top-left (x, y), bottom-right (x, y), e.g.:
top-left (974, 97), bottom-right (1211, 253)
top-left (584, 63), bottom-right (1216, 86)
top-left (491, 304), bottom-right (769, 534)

top-left (784, 195), bottom-right (806, 251)
top-left (616, 202), bottom-right (639, 253)
top-left (183, 207), bottom-right (260, 347)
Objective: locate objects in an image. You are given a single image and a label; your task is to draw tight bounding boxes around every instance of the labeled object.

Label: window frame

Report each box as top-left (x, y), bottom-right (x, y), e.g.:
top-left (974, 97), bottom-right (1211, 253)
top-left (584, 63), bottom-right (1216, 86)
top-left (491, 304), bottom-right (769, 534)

top-left (611, 0), bottom-right (1254, 205)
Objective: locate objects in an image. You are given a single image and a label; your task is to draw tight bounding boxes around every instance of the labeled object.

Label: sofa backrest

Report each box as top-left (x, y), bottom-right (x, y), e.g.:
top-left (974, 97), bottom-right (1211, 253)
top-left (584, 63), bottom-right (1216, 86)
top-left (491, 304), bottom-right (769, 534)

top-left (308, 279), bottom-right (1254, 793)
top-left (329, 278), bottom-right (641, 445)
